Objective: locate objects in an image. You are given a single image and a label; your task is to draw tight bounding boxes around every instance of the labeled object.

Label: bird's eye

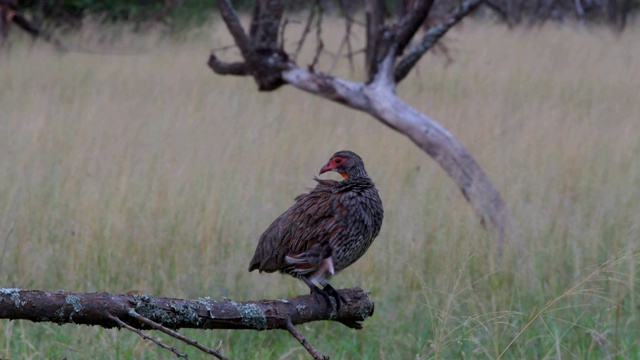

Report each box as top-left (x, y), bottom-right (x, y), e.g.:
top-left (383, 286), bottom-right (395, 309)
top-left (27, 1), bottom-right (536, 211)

top-left (334, 158), bottom-right (342, 164)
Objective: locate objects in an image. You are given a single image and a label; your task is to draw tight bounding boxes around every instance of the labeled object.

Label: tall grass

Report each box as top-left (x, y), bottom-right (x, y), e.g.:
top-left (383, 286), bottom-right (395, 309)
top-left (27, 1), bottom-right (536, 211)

top-left (0, 19), bottom-right (638, 359)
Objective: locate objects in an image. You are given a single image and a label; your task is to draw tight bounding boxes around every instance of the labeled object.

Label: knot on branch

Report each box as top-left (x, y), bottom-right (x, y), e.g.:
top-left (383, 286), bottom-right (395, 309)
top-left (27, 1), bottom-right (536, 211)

top-left (208, 46), bottom-right (289, 91)
top-left (250, 47), bottom-right (290, 91)
top-left (208, 0), bottom-right (290, 91)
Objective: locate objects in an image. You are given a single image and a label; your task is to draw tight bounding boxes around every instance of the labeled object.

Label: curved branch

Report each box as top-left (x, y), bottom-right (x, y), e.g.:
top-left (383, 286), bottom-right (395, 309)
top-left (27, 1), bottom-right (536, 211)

top-left (207, 53), bottom-right (248, 76)
top-left (210, 0), bottom-right (515, 255)
top-left (282, 66), bottom-right (512, 254)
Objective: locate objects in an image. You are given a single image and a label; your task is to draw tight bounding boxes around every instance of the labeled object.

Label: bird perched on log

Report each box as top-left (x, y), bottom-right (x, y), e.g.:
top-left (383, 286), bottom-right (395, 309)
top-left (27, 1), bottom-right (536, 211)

top-left (249, 150), bottom-right (384, 310)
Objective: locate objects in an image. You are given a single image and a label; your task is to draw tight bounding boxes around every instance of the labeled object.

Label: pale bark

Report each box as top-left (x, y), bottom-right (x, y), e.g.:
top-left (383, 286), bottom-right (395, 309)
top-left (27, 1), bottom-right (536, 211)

top-left (281, 63), bottom-right (510, 253)
top-left (210, 0), bottom-right (515, 254)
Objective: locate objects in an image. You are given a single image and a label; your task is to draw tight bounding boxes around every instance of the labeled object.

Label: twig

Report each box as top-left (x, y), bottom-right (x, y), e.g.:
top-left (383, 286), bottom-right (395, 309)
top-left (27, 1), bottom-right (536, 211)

top-left (108, 314), bottom-right (188, 359)
top-left (332, 0), bottom-right (355, 72)
top-left (394, 0), bottom-right (484, 82)
top-left (210, 44), bottom-right (239, 53)
top-left (293, 4), bottom-right (315, 61)
top-left (310, 0), bottom-right (324, 71)
top-left (285, 321), bottom-right (328, 360)
top-left (128, 310), bottom-right (230, 360)
top-left (279, 17), bottom-right (290, 51)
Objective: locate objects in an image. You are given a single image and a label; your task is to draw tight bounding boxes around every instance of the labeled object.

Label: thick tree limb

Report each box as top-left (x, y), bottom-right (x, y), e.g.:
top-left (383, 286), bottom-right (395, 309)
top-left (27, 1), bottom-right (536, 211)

top-left (209, 0), bottom-right (514, 255)
top-left (0, 287), bottom-right (373, 330)
top-left (3, 287), bottom-right (372, 358)
top-left (216, 0), bottom-right (252, 58)
top-left (216, 0), bottom-right (287, 90)
top-left (207, 53), bottom-right (248, 76)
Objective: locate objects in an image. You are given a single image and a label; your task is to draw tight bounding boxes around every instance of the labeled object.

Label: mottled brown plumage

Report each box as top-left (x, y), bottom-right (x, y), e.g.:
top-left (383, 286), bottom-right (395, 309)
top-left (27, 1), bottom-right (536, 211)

top-left (248, 151), bottom-right (383, 309)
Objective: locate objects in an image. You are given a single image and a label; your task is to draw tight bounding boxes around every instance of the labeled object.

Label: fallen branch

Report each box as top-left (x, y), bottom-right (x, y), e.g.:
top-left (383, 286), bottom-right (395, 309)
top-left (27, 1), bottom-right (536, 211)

top-left (0, 287), bottom-right (373, 330)
top-left (1, 287), bottom-right (373, 359)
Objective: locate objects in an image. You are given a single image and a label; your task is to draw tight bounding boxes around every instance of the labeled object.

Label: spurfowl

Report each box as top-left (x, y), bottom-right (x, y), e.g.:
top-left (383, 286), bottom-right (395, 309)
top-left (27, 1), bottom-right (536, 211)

top-left (248, 151), bottom-right (383, 309)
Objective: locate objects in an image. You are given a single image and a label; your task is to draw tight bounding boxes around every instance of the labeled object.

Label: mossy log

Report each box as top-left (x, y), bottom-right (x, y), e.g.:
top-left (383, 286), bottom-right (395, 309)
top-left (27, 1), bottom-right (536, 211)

top-left (0, 287), bottom-right (374, 330)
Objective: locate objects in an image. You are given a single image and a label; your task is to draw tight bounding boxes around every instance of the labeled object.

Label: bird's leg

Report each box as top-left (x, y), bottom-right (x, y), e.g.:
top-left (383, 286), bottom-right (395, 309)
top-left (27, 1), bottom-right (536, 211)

top-left (302, 277), bottom-right (349, 312)
top-left (302, 277), bottom-right (334, 308)
top-left (321, 282), bottom-right (348, 312)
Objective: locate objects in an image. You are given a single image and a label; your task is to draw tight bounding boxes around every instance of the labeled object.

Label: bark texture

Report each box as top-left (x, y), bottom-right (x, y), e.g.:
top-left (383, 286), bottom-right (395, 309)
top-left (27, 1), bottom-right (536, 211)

top-left (0, 287), bottom-right (374, 330)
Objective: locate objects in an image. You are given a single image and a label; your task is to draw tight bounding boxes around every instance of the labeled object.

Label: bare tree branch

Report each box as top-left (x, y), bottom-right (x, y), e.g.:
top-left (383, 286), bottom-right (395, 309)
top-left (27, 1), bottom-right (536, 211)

top-left (1, 287), bottom-right (373, 358)
top-left (214, 0), bottom-right (288, 90)
top-left (310, 0), bottom-right (324, 71)
top-left (286, 321), bottom-right (328, 360)
top-left (394, 0), bottom-right (434, 56)
top-left (109, 314), bottom-right (189, 359)
top-left (207, 53), bottom-right (248, 76)
top-left (335, 0), bottom-right (355, 72)
top-left (395, 0), bottom-right (485, 82)
top-left (128, 310), bottom-right (230, 359)
top-left (365, 0), bottom-right (385, 79)
top-left (293, 4), bottom-right (315, 61)
top-left (249, 0), bottom-right (284, 49)
top-left (209, 0), bottom-right (515, 255)
top-left (216, 0), bottom-right (253, 58)
top-left (0, 287), bottom-right (373, 330)
top-left (281, 66), bottom-right (511, 254)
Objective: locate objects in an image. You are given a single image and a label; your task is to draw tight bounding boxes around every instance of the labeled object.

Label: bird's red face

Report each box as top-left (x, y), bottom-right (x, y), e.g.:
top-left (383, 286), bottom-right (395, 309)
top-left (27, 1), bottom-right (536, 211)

top-left (319, 155), bottom-right (350, 179)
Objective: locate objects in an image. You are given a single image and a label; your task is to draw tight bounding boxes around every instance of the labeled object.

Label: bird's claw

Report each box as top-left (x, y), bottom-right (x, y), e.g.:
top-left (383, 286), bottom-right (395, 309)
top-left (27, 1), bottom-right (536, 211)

top-left (311, 284), bottom-right (347, 312)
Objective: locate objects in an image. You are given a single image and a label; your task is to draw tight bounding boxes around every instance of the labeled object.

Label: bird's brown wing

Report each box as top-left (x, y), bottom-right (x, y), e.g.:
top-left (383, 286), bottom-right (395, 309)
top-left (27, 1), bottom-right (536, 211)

top-left (248, 180), bottom-right (343, 273)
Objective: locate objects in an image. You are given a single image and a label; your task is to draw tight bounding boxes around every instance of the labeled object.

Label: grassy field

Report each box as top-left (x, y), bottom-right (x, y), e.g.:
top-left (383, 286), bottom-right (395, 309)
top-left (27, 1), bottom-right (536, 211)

top-left (0, 18), bottom-right (639, 359)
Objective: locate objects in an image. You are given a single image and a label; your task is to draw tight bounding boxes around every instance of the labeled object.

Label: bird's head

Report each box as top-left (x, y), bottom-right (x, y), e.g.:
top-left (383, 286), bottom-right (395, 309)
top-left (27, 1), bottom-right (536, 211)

top-left (319, 150), bottom-right (368, 179)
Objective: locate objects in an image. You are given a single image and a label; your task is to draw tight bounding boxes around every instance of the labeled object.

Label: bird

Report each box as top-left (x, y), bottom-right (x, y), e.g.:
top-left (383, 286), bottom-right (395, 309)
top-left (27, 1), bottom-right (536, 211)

top-left (248, 150), bottom-right (383, 310)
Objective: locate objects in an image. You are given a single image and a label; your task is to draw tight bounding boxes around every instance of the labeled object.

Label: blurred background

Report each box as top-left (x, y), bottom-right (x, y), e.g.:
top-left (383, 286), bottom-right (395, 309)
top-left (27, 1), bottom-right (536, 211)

top-left (0, 1), bottom-right (639, 359)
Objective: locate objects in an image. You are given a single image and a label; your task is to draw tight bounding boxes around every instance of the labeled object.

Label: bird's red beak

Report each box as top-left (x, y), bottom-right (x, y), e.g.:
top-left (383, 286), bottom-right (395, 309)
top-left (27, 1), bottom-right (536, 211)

top-left (319, 163), bottom-right (332, 175)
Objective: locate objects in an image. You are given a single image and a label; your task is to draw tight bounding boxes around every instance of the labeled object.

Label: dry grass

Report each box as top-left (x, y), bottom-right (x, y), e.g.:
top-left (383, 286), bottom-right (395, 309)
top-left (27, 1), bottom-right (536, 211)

top-left (0, 18), bottom-right (639, 359)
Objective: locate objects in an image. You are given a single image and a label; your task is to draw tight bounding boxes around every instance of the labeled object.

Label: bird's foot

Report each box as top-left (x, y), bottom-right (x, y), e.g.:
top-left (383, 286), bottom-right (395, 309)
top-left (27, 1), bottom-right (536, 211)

top-left (310, 284), bottom-right (347, 312)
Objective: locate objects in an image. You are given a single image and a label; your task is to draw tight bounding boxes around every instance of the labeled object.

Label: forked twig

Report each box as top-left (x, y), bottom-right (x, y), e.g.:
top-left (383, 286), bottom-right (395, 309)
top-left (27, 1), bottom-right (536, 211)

top-left (394, 0), bottom-right (484, 82)
top-left (108, 314), bottom-right (188, 359)
top-left (285, 321), bottom-right (328, 360)
top-left (128, 310), bottom-right (230, 360)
